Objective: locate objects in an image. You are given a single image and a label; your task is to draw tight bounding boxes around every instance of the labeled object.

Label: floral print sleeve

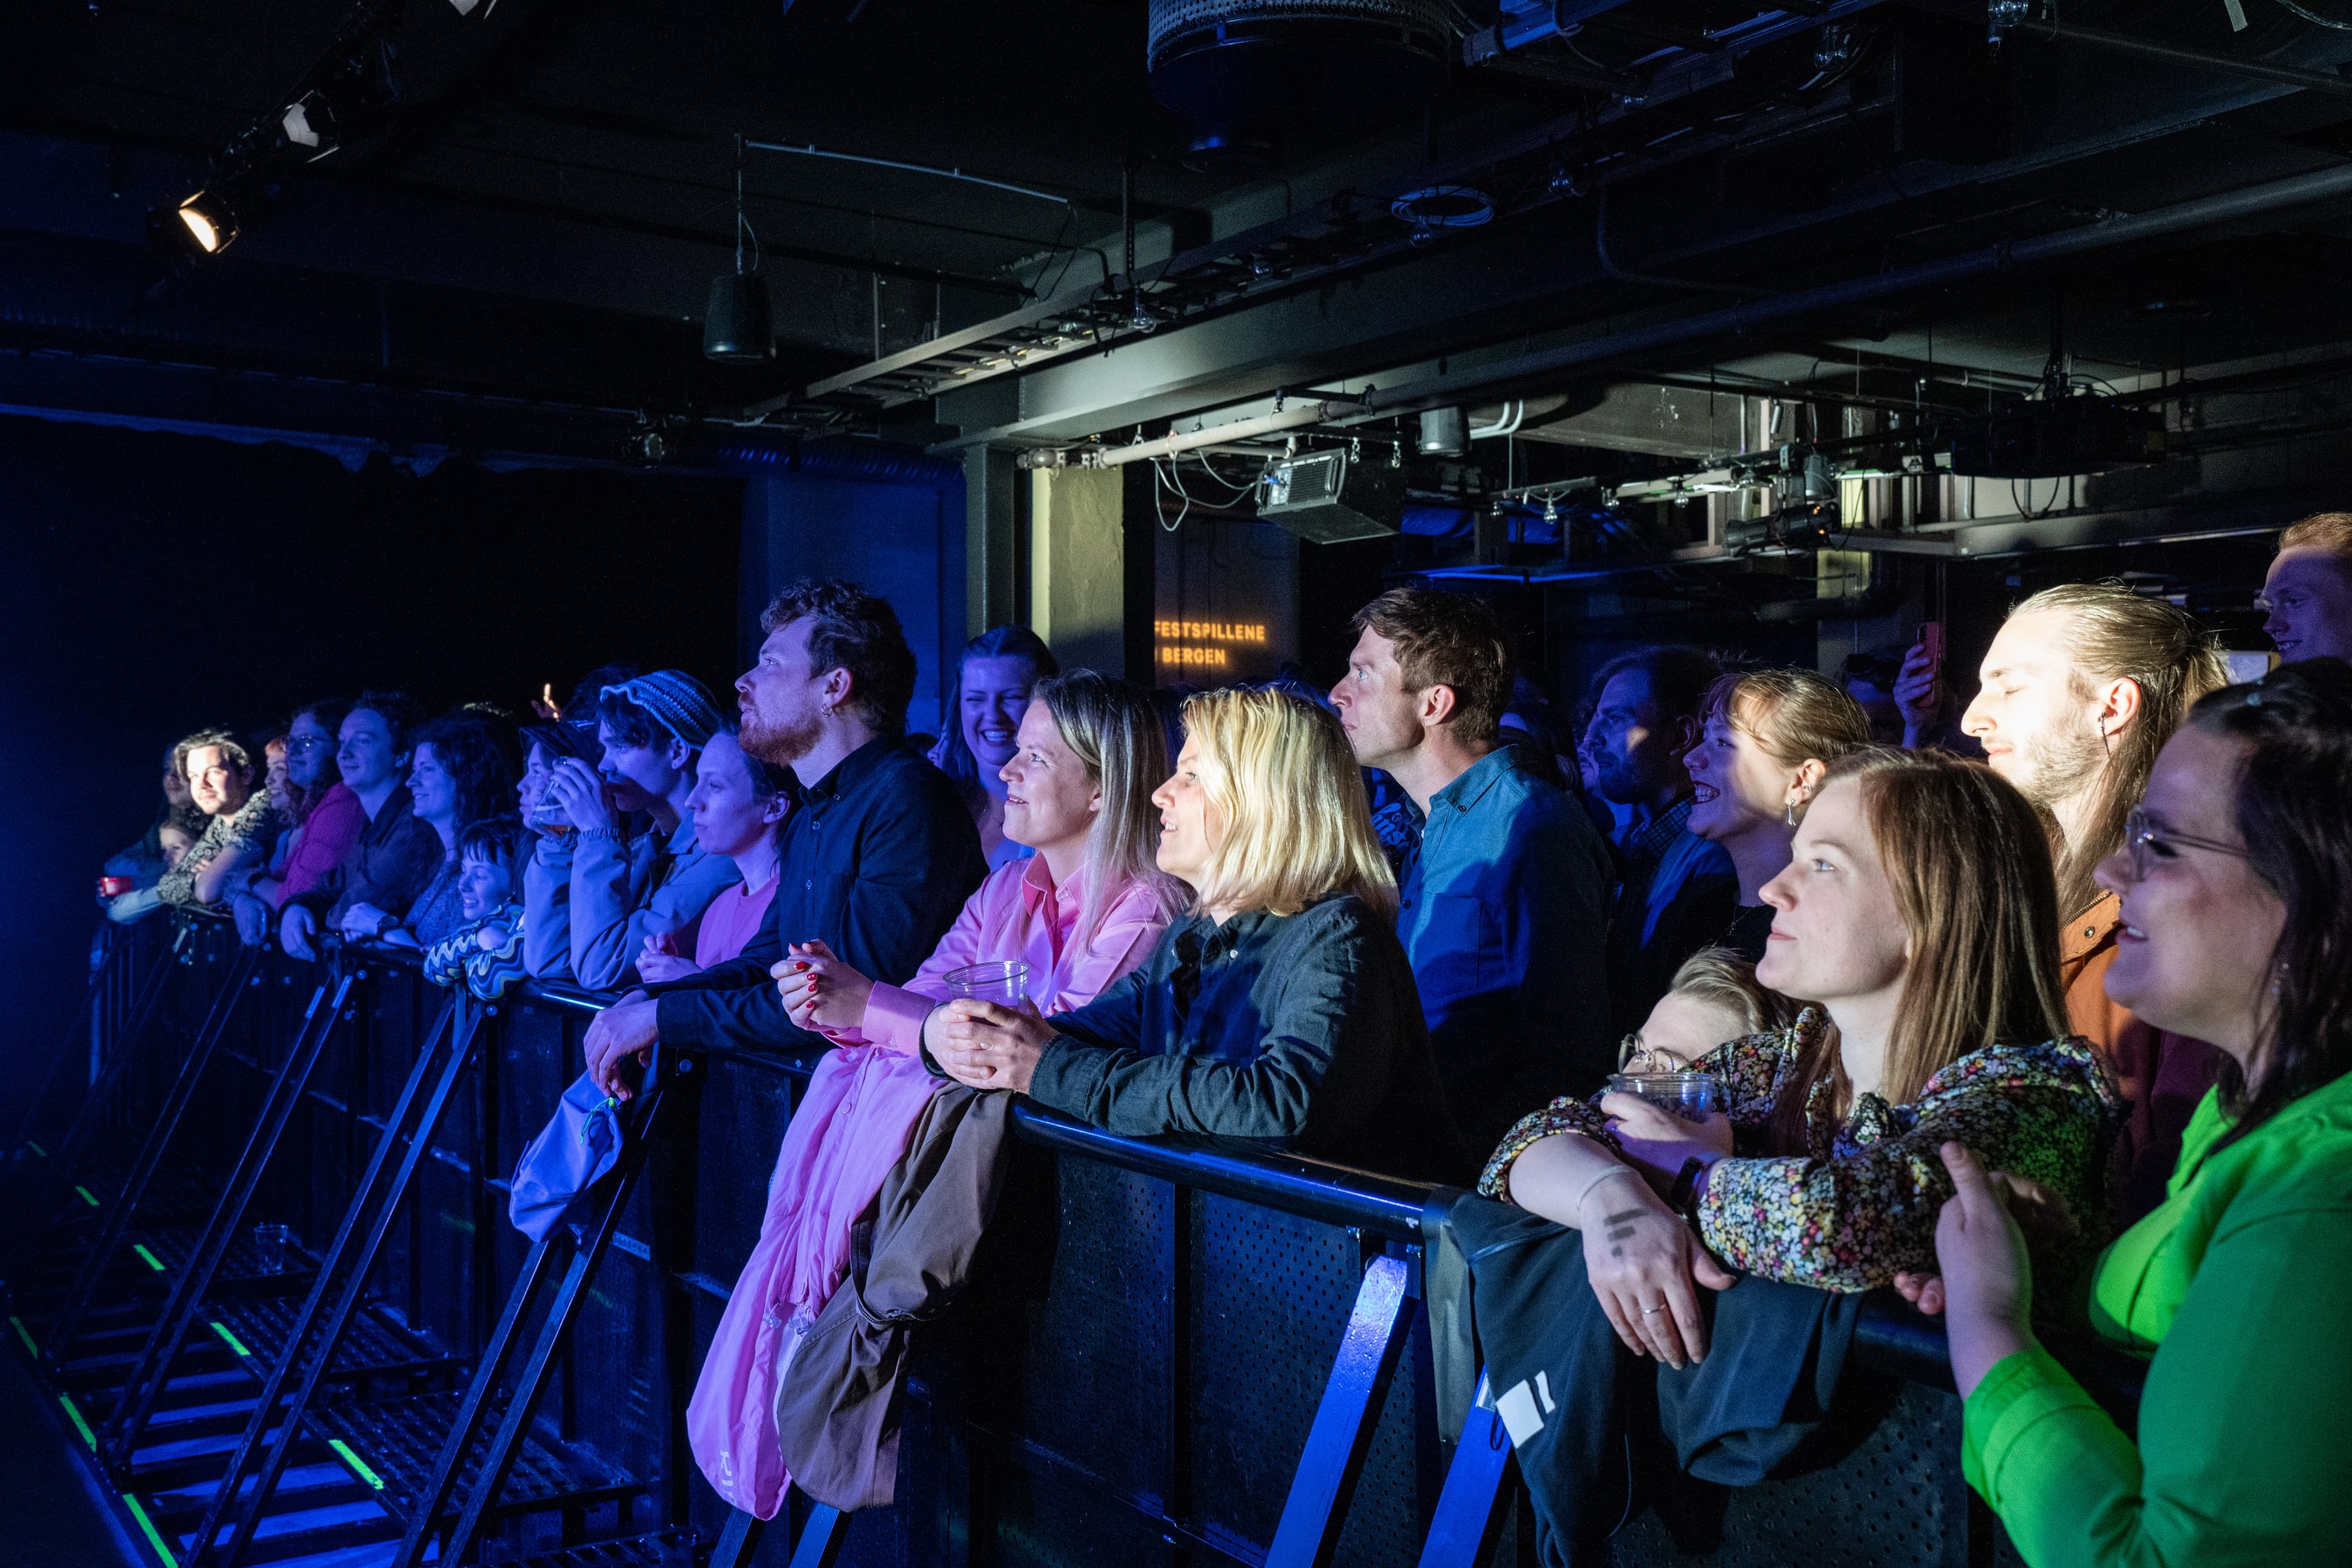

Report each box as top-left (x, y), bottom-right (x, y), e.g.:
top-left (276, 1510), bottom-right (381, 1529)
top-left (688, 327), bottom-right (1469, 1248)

top-left (1696, 1038), bottom-right (2121, 1291)
top-left (1478, 1014), bottom-right (1819, 1198)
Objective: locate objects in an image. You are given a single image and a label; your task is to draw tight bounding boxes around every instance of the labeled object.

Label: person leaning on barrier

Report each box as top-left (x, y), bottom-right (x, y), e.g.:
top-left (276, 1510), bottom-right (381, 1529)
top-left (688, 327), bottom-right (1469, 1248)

top-left (1916, 661), bottom-right (2352, 1568)
top-left (230, 700), bottom-right (361, 946)
top-left (280, 691), bottom-right (442, 961)
top-left (527, 671), bottom-right (741, 991)
top-left (1487, 748), bottom-right (2122, 1347)
top-left (1465, 748), bottom-right (2121, 1557)
top-left (1327, 586), bottom-right (1615, 1149)
top-left (155, 728), bottom-right (286, 913)
top-left (1683, 667), bottom-right (1873, 964)
top-left (632, 728), bottom-right (794, 982)
top-left (346, 712), bottom-right (517, 950)
top-left (580, 580), bottom-right (985, 1096)
top-left (929, 684), bottom-right (1472, 1184)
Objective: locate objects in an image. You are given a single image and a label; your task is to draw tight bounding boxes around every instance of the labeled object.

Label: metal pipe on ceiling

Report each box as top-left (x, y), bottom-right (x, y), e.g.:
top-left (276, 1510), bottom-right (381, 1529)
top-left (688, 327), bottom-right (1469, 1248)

top-left (1076, 403), bottom-right (1354, 467)
top-left (1344, 158), bottom-right (2352, 422)
top-left (2014, 19), bottom-right (2352, 98)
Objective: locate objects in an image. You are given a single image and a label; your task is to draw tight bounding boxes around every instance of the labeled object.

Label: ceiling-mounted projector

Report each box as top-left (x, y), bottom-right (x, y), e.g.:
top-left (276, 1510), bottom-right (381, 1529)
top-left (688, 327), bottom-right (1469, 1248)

top-left (1146, 0), bottom-right (1454, 133)
top-left (1258, 449), bottom-right (1403, 544)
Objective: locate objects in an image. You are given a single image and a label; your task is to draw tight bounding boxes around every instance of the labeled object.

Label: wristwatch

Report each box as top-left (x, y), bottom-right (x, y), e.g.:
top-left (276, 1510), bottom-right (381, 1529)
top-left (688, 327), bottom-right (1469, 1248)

top-left (1668, 1156), bottom-right (1710, 1223)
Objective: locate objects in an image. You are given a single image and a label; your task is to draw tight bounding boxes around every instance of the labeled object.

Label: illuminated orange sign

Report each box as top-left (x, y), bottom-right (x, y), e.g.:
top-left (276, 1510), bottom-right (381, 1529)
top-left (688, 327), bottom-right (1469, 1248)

top-left (1155, 619), bottom-right (1270, 671)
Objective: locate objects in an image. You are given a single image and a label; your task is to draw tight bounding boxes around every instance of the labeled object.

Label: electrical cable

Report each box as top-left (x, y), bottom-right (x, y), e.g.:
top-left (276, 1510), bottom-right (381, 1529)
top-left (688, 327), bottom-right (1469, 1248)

top-left (2277, 0), bottom-right (2352, 30)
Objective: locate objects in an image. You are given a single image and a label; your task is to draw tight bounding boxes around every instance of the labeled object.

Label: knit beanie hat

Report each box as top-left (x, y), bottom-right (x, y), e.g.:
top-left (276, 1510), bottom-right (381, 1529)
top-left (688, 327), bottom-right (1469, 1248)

top-left (601, 671), bottom-right (728, 751)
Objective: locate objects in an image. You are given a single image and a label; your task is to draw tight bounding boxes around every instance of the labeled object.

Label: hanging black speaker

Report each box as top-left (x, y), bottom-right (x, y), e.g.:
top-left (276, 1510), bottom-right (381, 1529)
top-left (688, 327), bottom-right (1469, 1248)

top-left (703, 272), bottom-right (773, 362)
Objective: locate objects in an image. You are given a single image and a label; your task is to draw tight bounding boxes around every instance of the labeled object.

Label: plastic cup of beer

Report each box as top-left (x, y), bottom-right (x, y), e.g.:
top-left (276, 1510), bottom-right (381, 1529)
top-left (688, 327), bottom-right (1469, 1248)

top-left (1606, 1068), bottom-right (1728, 1123)
top-left (945, 961), bottom-right (1031, 1010)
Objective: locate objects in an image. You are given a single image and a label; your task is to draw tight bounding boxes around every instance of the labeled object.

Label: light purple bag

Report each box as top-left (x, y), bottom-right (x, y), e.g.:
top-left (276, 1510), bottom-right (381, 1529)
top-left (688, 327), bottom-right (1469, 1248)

top-left (508, 1071), bottom-right (623, 1242)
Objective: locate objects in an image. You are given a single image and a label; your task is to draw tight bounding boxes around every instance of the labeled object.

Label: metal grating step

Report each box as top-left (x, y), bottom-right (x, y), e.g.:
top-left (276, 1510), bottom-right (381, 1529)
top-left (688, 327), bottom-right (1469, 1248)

top-left (503, 1532), bottom-right (700, 1568)
top-left (309, 1390), bottom-right (644, 1526)
top-left (210, 1296), bottom-right (446, 1381)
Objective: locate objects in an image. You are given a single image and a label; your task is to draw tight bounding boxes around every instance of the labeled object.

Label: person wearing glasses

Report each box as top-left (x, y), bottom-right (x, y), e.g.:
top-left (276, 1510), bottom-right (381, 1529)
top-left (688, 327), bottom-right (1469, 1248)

top-left (1911, 661), bottom-right (2352, 1568)
top-left (229, 701), bottom-right (361, 945)
top-left (1956, 583), bottom-right (2232, 1221)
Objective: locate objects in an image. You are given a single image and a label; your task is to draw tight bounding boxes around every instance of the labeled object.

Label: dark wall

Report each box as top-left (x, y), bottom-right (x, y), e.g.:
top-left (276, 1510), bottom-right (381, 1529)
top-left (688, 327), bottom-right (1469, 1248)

top-left (0, 414), bottom-right (741, 1065)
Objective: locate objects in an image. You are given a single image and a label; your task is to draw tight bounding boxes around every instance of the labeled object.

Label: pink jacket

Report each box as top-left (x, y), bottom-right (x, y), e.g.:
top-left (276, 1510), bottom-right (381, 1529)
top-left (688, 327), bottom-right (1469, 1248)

top-left (688, 857), bottom-right (1171, 1517)
top-left (825, 855), bottom-right (1171, 1054)
top-left (273, 782), bottom-right (367, 909)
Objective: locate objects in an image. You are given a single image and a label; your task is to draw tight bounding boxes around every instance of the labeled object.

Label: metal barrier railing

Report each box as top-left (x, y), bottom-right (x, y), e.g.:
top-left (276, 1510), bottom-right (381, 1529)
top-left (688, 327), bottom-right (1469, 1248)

top-left (6, 910), bottom-right (2118, 1568)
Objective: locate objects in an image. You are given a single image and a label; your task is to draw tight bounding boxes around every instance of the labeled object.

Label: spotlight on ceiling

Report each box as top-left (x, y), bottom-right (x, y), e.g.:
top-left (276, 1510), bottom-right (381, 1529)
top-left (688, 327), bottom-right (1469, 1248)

top-left (177, 186), bottom-right (247, 254)
top-left (282, 91), bottom-right (341, 157)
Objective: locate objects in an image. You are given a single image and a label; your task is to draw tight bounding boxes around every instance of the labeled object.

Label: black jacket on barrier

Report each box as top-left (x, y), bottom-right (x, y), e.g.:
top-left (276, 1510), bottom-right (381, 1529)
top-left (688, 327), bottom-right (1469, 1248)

top-left (647, 737), bottom-right (985, 1055)
top-left (1024, 893), bottom-right (1472, 1183)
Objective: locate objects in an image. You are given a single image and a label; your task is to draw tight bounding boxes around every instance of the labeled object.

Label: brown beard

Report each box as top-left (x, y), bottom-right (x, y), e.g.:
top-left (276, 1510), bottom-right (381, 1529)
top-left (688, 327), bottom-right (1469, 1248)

top-left (740, 704), bottom-right (821, 768)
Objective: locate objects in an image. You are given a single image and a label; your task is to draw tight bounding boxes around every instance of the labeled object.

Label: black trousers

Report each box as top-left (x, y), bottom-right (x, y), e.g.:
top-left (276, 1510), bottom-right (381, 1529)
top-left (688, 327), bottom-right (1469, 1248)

top-left (1449, 1194), bottom-right (1864, 1566)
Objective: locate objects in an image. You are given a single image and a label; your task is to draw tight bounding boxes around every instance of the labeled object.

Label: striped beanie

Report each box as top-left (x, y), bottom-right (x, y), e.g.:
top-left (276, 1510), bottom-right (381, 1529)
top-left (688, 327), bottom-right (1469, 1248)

top-left (600, 671), bottom-right (728, 751)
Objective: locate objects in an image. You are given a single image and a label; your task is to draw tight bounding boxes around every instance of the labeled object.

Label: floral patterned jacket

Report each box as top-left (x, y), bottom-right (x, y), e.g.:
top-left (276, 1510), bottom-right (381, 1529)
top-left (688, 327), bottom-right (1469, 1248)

top-left (1479, 1008), bottom-right (2125, 1291)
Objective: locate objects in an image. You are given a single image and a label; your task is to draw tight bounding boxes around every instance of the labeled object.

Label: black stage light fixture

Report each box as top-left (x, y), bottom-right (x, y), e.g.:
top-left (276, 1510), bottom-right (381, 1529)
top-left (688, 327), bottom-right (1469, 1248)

top-left (282, 90), bottom-right (341, 157)
top-left (177, 185), bottom-right (249, 254)
top-left (704, 133), bottom-right (774, 362)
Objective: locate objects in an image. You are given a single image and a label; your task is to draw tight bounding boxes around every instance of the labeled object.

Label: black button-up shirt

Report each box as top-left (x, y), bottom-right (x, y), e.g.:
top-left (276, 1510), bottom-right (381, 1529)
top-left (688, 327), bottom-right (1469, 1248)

top-left (295, 783), bottom-right (444, 926)
top-left (1027, 893), bottom-right (1470, 1182)
top-left (650, 737), bottom-right (985, 1054)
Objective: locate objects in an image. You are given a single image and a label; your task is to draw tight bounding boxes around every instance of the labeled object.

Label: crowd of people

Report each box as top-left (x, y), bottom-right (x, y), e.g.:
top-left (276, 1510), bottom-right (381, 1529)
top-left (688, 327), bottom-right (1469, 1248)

top-left (94, 514), bottom-right (2352, 1566)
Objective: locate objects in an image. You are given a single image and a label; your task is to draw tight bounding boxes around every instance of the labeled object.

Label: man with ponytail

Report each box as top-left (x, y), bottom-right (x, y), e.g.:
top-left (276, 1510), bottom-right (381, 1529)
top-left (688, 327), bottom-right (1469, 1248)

top-left (1958, 583), bottom-right (2230, 1217)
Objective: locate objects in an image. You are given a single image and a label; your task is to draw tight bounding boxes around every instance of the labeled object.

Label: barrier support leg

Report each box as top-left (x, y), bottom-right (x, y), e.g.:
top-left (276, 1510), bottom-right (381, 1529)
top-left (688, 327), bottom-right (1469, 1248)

top-left (1415, 1371), bottom-right (1515, 1568)
top-left (707, 1509), bottom-right (766, 1568)
top-left (1265, 1251), bottom-right (1418, 1568)
top-left (47, 946), bottom-right (261, 1364)
top-left (391, 1054), bottom-right (693, 1568)
top-left (789, 1503), bottom-right (849, 1568)
top-left (189, 996), bottom-right (472, 1568)
top-left (97, 971), bottom-right (354, 1471)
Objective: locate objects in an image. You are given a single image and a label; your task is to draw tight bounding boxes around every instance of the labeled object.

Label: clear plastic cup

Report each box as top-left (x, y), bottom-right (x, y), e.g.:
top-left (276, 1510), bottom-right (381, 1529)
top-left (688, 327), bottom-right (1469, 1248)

top-left (1606, 1069), bottom-right (1728, 1123)
top-left (528, 798), bottom-right (574, 836)
top-left (250, 1221), bottom-right (292, 1273)
top-left (945, 961), bottom-right (1031, 1009)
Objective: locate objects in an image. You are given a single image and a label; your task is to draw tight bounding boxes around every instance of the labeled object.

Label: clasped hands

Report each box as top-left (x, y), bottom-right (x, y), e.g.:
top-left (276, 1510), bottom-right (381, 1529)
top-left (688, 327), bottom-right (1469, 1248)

top-left (770, 941), bottom-right (1052, 1093)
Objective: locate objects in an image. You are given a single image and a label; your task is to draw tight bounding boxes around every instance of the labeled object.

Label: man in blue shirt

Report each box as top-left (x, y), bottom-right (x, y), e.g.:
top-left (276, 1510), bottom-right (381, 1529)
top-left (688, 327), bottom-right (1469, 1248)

top-left (1330, 588), bottom-right (1615, 1151)
top-left (581, 580), bottom-right (985, 1093)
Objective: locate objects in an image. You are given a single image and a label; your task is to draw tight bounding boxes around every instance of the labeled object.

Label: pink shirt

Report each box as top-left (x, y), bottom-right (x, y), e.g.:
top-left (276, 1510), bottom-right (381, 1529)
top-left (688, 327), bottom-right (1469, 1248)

top-left (824, 855), bottom-right (1171, 1054)
top-left (693, 874), bottom-right (779, 969)
top-left (273, 782), bottom-right (368, 908)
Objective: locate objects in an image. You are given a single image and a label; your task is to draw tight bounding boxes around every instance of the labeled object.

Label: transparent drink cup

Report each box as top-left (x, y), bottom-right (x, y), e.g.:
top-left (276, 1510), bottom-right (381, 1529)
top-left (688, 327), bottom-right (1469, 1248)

top-left (250, 1221), bottom-right (292, 1274)
top-left (945, 961), bottom-right (1031, 1010)
top-left (1606, 1069), bottom-right (1728, 1123)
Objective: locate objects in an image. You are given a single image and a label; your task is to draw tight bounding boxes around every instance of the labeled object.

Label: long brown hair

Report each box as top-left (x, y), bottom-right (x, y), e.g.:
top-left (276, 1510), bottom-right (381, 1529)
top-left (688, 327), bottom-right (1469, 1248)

top-left (2187, 662), bottom-right (2352, 1146)
top-left (2013, 583), bottom-right (2230, 918)
top-left (1768, 747), bottom-right (2073, 1151)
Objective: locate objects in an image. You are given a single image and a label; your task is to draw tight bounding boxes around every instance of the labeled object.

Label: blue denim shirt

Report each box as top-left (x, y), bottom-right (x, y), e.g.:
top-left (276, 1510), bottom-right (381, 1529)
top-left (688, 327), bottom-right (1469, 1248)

top-left (1396, 746), bottom-right (1615, 1148)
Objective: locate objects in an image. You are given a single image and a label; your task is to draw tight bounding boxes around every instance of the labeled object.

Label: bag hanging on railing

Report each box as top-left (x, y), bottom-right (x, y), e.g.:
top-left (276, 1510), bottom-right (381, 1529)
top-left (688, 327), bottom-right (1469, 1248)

top-left (686, 1044), bottom-right (944, 1518)
top-left (508, 1070), bottom-right (625, 1242)
top-left (771, 1082), bottom-right (1013, 1512)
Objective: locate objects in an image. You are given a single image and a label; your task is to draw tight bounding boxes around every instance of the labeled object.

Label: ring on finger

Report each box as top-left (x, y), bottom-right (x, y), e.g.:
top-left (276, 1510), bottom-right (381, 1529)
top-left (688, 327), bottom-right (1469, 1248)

top-left (1640, 1303), bottom-right (1669, 1317)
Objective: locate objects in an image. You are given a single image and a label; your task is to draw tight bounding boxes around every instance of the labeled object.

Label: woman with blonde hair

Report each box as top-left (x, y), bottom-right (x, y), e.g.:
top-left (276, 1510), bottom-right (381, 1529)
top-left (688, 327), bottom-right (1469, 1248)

top-left (933, 684), bottom-right (1467, 1181)
top-left (689, 670), bottom-right (1181, 1521)
top-left (1683, 666), bottom-right (1874, 960)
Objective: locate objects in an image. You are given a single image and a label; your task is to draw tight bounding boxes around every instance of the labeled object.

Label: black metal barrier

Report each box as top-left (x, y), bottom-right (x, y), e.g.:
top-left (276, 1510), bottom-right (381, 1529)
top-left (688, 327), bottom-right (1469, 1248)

top-left (2, 912), bottom-right (2112, 1568)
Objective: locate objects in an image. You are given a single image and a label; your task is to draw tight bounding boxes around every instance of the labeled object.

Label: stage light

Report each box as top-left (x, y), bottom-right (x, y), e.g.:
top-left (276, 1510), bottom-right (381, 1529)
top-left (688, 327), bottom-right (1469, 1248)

top-left (178, 188), bottom-right (245, 254)
top-left (282, 91), bottom-right (341, 158)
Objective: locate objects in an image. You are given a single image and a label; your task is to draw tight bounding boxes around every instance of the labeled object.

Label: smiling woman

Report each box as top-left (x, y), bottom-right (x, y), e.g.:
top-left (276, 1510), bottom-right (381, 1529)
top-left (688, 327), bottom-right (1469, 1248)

top-left (929, 625), bottom-right (1060, 872)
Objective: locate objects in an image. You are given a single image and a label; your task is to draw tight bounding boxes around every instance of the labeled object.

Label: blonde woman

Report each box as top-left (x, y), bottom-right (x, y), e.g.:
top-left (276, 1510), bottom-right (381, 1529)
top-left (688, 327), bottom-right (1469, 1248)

top-left (1682, 667), bottom-right (1874, 960)
top-left (933, 685), bottom-right (1468, 1181)
top-left (688, 671), bottom-right (1178, 1521)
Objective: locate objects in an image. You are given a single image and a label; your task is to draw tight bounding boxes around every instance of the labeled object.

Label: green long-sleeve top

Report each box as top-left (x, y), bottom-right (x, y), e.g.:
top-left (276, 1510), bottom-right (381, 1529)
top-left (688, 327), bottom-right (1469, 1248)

top-left (1962, 1067), bottom-right (2352, 1568)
